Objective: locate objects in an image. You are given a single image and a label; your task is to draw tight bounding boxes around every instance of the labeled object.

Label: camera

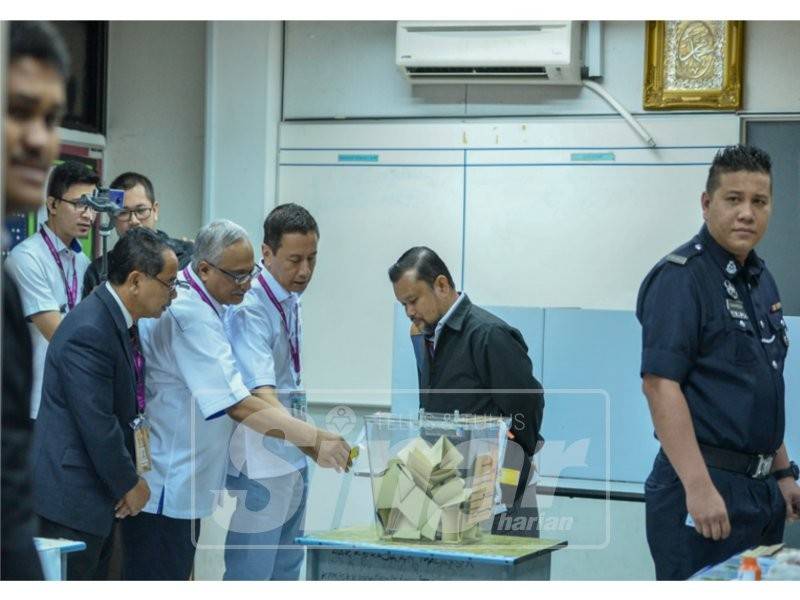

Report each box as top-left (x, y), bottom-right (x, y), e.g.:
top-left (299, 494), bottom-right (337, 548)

top-left (77, 187), bottom-right (125, 281)
top-left (78, 187), bottom-right (125, 221)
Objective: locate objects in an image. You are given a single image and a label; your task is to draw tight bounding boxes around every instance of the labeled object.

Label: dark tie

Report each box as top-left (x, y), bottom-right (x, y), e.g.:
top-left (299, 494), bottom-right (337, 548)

top-left (129, 324), bottom-right (146, 414)
top-left (424, 336), bottom-right (435, 359)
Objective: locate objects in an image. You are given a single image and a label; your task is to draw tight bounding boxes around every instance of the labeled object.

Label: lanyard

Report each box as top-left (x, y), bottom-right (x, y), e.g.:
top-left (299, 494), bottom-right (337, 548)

top-left (258, 274), bottom-right (301, 378)
top-left (182, 267), bottom-right (220, 318)
top-left (129, 326), bottom-right (146, 414)
top-left (39, 226), bottom-right (78, 310)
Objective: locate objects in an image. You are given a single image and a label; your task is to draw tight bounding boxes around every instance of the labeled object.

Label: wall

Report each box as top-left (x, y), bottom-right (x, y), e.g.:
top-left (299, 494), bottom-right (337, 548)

top-left (105, 21), bottom-right (206, 241)
top-left (203, 21), bottom-right (283, 246)
top-left (284, 21), bottom-right (800, 119)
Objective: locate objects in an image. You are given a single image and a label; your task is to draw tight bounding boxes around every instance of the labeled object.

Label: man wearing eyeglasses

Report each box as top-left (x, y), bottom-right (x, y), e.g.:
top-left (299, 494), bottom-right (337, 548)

top-left (81, 171), bottom-right (194, 298)
top-left (31, 227), bottom-right (179, 580)
top-left (5, 160), bottom-right (98, 419)
top-left (124, 219), bottom-right (350, 580)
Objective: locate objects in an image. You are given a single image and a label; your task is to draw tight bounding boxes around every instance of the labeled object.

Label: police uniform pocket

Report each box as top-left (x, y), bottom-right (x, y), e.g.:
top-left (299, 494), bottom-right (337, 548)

top-left (767, 313), bottom-right (789, 358)
top-left (728, 319), bottom-right (759, 366)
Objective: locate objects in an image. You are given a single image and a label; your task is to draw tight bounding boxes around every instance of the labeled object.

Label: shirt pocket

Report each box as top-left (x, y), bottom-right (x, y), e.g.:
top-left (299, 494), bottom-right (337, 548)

top-left (767, 312), bottom-right (789, 361)
top-left (726, 317), bottom-right (760, 366)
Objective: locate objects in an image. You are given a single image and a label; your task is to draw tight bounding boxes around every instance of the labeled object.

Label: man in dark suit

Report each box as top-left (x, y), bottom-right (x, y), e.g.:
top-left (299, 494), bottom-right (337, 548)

top-left (1, 21), bottom-right (69, 580)
top-left (389, 246), bottom-right (545, 538)
top-left (31, 227), bottom-right (179, 580)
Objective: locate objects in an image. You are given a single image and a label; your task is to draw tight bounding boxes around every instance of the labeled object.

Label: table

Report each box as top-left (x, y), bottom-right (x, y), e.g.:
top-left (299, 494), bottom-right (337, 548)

top-left (297, 526), bottom-right (566, 580)
top-left (690, 545), bottom-right (799, 580)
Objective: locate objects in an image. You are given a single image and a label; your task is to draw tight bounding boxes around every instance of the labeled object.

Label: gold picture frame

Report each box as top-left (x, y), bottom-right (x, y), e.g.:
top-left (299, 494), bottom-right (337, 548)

top-left (643, 21), bottom-right (744, 110)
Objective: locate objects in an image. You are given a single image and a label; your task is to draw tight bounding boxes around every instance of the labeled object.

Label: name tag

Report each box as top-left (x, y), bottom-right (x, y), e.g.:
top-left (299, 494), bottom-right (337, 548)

top-left (726, 299), bottom-right (749, 321)
top-left (130, 414), bottom-right (152, 475)
top-left (290, 390), bottom-right (307, 421)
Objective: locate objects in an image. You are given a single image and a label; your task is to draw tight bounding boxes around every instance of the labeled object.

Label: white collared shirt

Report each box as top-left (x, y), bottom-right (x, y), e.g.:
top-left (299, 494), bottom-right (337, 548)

top-left (137, 266), bottom-right (250, 519)
top-left (104, 282), bottom-right (133, 329)
top-left (5, 223), bottom-right (90, 418)
top-left (431, 292), bottom-right (465, 350)
top-left (223, 263), bottom-right (306, 480)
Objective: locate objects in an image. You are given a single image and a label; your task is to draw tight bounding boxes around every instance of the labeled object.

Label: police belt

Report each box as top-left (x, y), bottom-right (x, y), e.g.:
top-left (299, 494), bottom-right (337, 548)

top-left (698, 443), bottom-right (775, 479)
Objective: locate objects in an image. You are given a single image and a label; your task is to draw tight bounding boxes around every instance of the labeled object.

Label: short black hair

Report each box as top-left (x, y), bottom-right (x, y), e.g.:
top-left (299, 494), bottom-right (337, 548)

top-left (9, 21), bottom-right (70, 80)
top-left (107, 227), bottom-right (169, 285)
top-left (110, 172), bottom-right (156, 204)
top-left (706, 144), bottom-right (772, 195)
top-left (388, 246), bottom-right (456, 289)
top-left (47, 160), bottom-right (100, 200)
top-left (263, 203), bottom-right (319, 251)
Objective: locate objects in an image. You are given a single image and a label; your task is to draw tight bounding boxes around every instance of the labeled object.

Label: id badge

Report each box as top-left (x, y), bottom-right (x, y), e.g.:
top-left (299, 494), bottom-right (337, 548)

top-left (130, 414), bottom-right (152, 475)
top-left (290, 390), bottom-right (307, 421)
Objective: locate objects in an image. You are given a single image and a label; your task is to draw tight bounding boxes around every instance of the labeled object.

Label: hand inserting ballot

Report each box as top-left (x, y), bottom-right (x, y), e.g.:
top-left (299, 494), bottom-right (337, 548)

top-left (310, 429), bottom-right (351, 472)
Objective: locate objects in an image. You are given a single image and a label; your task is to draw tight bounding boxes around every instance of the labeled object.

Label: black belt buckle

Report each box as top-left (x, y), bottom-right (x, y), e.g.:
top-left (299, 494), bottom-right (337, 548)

top-left (699, 443), bottom-right (775, 479)
top-left (750, 454), bottom-right (774, 479)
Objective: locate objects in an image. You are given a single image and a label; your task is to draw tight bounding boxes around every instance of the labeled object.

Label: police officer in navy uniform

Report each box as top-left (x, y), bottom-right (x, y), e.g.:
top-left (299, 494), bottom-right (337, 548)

top-left (637, 144), bottom-right (800, 580)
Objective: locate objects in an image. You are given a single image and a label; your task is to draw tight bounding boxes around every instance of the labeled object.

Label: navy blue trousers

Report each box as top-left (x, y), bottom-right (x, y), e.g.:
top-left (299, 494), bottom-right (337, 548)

top-left (120, 511), bottom-right (201, 580)
top-left (645, 449), bottom-right (786, 580)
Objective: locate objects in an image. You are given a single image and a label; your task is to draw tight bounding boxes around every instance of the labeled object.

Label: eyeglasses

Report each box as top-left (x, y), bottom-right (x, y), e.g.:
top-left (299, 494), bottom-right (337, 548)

top-left (117, 206), bottom-right (154, 222)
top-left (206, 261), bottom-right (262, 286)
top-left (56, 197), bottom-right (96, 215)
top-left (149, 275), bottom-right (190, 293)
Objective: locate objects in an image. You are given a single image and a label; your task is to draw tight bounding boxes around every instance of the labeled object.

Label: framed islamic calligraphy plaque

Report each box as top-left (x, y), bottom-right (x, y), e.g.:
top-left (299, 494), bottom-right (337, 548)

top-left (643, 21), bottom-right (744, 110)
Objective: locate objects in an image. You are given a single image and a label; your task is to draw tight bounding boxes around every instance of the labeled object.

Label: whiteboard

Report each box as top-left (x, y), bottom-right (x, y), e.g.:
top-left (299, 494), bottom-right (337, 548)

top-left (278, 114), bottom-right (739, 407)
top-left (279, 157), bottom-right (463, 406)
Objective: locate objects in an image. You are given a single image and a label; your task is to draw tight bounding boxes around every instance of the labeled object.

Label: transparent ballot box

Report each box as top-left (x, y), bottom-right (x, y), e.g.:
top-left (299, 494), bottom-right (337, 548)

top-left (363, 411), bottom-right (510, 544)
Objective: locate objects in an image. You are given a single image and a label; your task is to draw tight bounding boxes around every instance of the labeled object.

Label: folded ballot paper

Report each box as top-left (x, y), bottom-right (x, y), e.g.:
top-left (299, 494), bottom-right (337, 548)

top-left (371, 435), bottom-right (498, 544)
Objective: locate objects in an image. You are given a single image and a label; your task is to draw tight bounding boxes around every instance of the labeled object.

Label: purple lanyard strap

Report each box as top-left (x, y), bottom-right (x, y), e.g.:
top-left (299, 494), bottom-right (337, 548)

top-left (129, 325), bottom-right (147, 414)
top-left (39, 226), bottom-right (78, 310)
top-left (258, 274), bottom-right (300, 376)
top-left (182, 267), bottom-right (220, 318)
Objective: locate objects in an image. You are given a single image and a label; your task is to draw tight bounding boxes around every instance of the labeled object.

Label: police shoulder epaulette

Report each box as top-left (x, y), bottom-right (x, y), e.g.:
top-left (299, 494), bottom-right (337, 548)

top-left (664, 242), bottom-right (703, 266)
top-left (665, 253), bottom-right (688, 265)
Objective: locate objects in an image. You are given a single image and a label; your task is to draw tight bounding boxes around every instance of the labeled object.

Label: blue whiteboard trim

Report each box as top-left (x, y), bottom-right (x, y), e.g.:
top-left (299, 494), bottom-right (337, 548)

top-left (337, 153), bottom-right (379, 162)
top-left (281, 145), bottom-right (724, 152)
top-left (466, 162), bottom-right (711, 168)
top-left (570, 152), bottom-right (616, 162)
top-left (280, 163), bottom-right (462, 168)
top-left (281, 162), bottom-right (711, 168)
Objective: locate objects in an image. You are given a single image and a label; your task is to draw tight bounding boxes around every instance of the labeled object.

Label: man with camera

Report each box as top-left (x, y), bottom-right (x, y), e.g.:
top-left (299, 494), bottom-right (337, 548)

top-left (82, 171), bottom-right (193, 297)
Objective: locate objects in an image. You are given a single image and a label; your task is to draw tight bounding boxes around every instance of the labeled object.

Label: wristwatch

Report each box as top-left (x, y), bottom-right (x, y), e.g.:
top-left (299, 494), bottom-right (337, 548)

top-left (772, 460), bottom-right (799, 481)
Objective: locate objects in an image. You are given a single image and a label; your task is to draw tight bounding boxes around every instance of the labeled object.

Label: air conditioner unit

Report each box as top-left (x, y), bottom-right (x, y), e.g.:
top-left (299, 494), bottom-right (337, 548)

top-left (396, 21), bottom-right (583, 85)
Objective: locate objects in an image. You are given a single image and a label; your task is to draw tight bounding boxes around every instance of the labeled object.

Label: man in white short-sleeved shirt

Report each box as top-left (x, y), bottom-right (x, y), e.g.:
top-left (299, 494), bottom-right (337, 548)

top-left (6, 160), bottom-right (98, 418)
top-left (223, 203), bottom-right (319, 581)
top-left (125, 219), bottom-right (351, 581)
